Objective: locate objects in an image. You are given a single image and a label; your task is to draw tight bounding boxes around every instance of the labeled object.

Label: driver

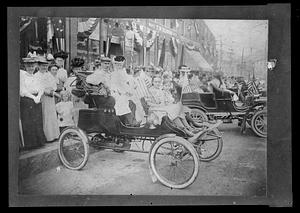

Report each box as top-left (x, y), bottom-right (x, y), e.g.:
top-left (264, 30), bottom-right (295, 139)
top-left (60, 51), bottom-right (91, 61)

top-left (85, 56), bottom-right (115, 109)
top-left (208, 71), bottom-right (238, 101)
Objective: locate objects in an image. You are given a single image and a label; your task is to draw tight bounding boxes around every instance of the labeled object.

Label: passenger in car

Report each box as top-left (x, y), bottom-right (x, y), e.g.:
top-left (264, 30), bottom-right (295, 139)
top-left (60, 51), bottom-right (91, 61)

top-left (208, 71), bottom-right (238, 101)
top-left (146, 75), bottom-right (200, 136)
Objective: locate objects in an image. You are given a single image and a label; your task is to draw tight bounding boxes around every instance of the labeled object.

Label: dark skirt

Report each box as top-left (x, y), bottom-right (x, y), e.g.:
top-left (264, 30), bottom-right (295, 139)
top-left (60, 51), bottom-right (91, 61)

top-left (84, 95), bottom-right (115, 109)
top-left (20, 97), bottom-right (46, 149)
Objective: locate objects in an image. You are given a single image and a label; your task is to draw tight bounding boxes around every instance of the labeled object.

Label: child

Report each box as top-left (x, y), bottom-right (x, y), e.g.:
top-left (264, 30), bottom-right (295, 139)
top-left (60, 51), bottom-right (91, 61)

top-left (56, 90), bottom-right (75, 133)
top-left (72, 92), bottom-right (88, 127)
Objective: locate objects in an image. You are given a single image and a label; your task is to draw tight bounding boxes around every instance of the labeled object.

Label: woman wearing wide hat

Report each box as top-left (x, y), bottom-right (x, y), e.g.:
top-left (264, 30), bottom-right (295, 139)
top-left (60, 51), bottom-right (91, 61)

top-left (20, 56), bottom-right (46, 149)
top-left (34, 55), bottom-right (60, 142)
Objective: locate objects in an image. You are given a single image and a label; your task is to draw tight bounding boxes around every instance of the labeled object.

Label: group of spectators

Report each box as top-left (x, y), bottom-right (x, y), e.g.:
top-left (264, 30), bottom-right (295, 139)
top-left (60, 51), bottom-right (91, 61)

top-left (19, 50), bottom-right (266, 151)
top-left (19, 51), bottom-right (88, 150)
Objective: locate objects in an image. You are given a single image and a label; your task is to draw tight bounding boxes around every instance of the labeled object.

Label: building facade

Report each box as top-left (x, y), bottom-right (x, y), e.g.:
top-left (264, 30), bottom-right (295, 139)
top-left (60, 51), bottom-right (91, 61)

top-left (20, 17), bottom-right (217, 72)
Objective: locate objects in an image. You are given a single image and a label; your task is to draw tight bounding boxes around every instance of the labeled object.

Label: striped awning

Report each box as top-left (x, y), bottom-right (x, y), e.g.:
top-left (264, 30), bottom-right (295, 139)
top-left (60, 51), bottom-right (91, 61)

top-left (78, 18), bottom-right (99, 38)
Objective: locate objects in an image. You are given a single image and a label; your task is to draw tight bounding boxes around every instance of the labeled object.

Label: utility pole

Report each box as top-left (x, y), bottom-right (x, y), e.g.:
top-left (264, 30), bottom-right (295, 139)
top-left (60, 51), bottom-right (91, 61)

top-left (227, 48), bottom-right (234, 76)
top-left (219, 35), bottom-right (223, 72)
top-left (241, 47), bottom-right (244, 77)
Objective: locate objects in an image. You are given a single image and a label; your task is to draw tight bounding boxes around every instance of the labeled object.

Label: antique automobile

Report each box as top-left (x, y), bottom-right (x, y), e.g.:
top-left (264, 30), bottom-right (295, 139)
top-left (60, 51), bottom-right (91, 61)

top-left (182, 84), bottom-right (267, 138)
top-left (57, 71), bottom-right (224, 189)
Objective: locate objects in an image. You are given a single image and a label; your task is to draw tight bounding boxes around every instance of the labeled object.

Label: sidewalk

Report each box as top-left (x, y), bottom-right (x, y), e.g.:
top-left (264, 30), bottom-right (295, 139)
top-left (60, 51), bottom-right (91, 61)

top-left (18, 140), bottom-right (98, 181)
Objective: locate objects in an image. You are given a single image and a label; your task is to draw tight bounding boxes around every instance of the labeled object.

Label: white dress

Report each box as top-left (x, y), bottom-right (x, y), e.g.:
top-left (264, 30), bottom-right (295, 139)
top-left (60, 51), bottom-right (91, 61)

top-left (35, 71), bottom-right (60, 141)
top-left (110, 68), bottom-right (132, 116)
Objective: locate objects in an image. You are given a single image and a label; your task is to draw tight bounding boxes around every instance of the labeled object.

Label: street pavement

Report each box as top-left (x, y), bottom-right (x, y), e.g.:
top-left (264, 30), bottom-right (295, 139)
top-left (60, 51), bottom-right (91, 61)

top-left (19, 121), bottom-right (266, 196)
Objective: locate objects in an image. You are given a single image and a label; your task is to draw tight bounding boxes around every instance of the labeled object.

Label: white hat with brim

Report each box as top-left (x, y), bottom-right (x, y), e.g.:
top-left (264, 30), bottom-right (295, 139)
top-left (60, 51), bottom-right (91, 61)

top-left (22, 57), bottom-right (37, 63)
top-left (179, 66), bottom-right (191, 72)
top-left (35, 56), bottom-right (49, 64)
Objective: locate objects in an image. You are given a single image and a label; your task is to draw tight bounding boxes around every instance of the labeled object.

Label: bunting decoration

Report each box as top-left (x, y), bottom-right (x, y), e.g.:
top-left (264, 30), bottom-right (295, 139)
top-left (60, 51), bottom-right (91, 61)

top-left (20, 17), bottom-right (33, 32)
top-left (185, 41), bottom-right (195, 50)
top-left (77, 18), bottom-right (99, 38)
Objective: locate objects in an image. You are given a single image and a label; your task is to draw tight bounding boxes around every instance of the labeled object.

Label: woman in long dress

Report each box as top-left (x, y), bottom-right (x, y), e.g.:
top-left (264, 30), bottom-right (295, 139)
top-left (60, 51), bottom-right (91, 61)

top-left (48, 62), bottom-right (64, 104)
top-left (19, 57), bottom-right (46, 149)
top-left (146, 75), bottom-right (199, 136)
top-left (34, 56), bottom-right (60, 142)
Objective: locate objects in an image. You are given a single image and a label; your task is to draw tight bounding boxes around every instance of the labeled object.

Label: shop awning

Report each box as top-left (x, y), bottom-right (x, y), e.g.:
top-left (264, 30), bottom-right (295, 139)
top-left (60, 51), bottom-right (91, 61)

top-left (184, 49), bottom-right (213, 72)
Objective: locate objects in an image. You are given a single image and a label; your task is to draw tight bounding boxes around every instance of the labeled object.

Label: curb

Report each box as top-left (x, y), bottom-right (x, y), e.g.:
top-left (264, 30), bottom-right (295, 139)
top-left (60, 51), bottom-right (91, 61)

top-left (18, 141), bottom-right (98, 181)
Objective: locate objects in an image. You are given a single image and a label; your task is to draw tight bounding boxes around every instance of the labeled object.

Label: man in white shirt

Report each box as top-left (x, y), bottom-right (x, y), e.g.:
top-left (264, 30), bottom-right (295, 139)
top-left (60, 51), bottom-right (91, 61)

top-left (85, 56), bottom-right (115, 109)
top-left (110, 56), bottom-right (140, 126)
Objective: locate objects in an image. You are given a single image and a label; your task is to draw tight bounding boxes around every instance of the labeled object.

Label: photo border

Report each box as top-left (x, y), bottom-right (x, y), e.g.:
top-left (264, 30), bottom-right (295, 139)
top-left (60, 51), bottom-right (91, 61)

top-left (8, 5), bottom-right (292, 206)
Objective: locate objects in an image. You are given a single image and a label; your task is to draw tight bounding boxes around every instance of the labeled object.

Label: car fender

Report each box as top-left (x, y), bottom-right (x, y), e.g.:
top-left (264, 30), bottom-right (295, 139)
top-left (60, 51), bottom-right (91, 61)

top-left (184, 104), bottom-right (208, 113)
top-left (249, 102), bottom-right (266, 111)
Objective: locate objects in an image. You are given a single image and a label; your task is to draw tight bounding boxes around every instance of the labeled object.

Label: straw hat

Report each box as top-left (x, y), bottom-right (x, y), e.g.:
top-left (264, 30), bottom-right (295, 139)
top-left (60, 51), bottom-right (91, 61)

top-left (179, 65), bottom-right (191, 72)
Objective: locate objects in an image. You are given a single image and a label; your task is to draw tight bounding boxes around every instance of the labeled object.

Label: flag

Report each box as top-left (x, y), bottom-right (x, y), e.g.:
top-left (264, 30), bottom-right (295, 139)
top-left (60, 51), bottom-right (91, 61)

top-left (158, 38), bottom-right (166, 68)
top-left (247, 80), bottom-right (259, 96)
top-left (182, 84), bottom-right (192, 93)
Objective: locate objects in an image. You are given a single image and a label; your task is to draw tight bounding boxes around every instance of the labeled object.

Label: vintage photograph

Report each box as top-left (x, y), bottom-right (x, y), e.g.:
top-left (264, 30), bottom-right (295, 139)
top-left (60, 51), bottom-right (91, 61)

top-left (17, 16), bottom-right (268, 196)
top-left (8, 5), bottom-right (292, 206)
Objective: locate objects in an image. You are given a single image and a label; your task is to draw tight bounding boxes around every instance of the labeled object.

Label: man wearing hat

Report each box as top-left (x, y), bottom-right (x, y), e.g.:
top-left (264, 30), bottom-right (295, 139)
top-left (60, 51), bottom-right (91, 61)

top-left (53, 51), bottom-right (69, 85)
top-left (178, 65), bottom-right (192, 93)
top-left (85, 56), bottom-right (115, 109)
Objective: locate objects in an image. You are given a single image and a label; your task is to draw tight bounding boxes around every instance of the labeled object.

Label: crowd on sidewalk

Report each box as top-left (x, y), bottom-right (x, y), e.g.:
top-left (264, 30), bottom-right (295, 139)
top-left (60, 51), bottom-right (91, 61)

top-left (19, 49), bottom-right (266, 151)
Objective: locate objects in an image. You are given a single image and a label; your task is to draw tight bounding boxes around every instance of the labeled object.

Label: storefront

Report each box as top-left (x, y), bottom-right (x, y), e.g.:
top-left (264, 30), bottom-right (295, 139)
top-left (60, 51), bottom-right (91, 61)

top-left (20, 17), bottom-right (66, 62)
top-left (20, 17), bottom-right (216, 73)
